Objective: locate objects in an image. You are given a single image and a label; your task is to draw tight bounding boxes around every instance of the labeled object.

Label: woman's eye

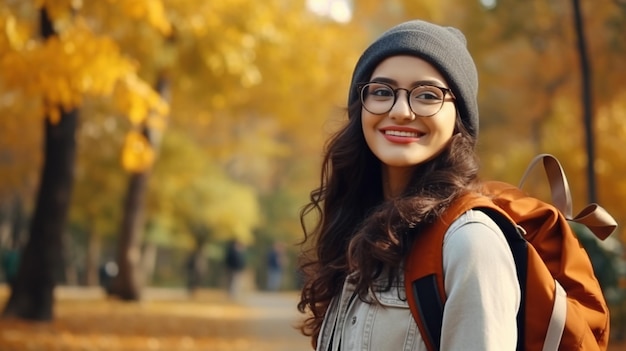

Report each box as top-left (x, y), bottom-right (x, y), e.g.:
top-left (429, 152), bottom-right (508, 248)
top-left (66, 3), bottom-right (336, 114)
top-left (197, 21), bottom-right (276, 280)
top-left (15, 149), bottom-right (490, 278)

top-left (371, 88), bottom-right (393, 97)
top-left (414, 92), bottom-right (439, 100)
top-left (412, 87), bottom-right (443, 100)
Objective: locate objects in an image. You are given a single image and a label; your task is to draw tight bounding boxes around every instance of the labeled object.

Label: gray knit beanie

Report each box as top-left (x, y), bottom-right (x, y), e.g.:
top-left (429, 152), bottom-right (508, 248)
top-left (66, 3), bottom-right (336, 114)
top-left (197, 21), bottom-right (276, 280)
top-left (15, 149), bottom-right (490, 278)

top-left (348, 20), bottom-right (479, 138)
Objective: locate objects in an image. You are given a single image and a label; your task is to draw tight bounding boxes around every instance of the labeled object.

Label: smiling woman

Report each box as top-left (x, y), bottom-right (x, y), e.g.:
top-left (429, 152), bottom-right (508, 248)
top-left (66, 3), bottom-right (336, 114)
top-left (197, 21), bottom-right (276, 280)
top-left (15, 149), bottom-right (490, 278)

top-left (296, 19), bottom-right (520, 351)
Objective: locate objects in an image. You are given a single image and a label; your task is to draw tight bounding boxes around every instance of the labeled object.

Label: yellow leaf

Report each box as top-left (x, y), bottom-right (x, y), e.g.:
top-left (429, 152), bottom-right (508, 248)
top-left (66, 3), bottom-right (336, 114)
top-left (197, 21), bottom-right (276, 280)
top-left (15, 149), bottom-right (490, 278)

top-left (114, 75), bottom-right (169, 126)
top-left (121, 131), bottom-right (155, 173)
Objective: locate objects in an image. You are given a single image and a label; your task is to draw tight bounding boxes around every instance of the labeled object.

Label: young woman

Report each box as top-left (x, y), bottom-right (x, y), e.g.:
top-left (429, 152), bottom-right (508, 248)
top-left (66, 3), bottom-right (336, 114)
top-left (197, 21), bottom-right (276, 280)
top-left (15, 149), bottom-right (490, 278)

top-left (297, 20), bottom-right (521, 350)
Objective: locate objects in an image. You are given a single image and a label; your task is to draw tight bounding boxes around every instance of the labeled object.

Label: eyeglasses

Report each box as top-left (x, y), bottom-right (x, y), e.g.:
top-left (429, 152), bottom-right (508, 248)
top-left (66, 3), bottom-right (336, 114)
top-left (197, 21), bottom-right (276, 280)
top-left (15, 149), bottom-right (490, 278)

top-left (358, 82), bottom-right (454, 117)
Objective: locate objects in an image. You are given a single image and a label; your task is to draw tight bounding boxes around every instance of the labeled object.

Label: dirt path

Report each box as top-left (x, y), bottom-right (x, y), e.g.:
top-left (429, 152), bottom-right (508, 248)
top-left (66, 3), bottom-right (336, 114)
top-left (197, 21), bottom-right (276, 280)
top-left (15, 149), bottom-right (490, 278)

top-left (0, 286), bottom-right (312, 351)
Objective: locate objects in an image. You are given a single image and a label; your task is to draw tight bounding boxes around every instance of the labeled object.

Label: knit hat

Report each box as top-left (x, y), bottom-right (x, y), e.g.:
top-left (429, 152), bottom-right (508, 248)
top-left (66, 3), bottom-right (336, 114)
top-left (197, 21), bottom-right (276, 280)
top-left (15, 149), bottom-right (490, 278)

top-left (348, 20), bottom-right (479, 138)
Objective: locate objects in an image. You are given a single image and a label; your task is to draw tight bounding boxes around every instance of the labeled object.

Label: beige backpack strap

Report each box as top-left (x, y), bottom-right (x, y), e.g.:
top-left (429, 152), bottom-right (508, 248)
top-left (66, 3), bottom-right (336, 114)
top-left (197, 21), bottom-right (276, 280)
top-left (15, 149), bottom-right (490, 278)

top-left (518, 154), bottom-right (617, 240)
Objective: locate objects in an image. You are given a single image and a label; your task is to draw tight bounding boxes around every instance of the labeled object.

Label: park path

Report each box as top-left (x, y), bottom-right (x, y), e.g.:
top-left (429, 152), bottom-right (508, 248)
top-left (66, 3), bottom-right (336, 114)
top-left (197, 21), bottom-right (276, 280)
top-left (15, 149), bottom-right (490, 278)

top-left (194, 289), bottom-right (313, 351)
top-left (0, 285), bottom-right (314, 351)
top-left (73, 286), bottom-right (314, 351)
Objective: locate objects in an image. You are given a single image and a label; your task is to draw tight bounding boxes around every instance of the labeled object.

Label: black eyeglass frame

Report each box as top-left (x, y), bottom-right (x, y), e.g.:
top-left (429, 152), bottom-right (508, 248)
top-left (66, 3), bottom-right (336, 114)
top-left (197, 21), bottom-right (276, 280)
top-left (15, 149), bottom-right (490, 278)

top-left (357, 81), bottom-right (455, 117)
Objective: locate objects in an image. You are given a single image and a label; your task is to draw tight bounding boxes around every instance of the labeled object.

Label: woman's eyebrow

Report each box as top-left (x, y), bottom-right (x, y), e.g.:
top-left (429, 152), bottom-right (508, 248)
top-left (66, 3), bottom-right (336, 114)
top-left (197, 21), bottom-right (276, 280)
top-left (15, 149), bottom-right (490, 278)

top-left (369, 77), bottom-right (447, 87)
top-left (413, 79), bottom-right (447, 87)
top-left (369, 77), bottom-right (397, 85)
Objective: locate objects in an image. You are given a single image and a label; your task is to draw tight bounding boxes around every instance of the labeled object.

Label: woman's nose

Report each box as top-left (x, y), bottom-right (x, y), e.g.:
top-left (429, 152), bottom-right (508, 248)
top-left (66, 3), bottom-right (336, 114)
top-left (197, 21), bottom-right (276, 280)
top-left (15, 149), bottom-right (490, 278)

top-left (388, 90), bottom-right (415, 121)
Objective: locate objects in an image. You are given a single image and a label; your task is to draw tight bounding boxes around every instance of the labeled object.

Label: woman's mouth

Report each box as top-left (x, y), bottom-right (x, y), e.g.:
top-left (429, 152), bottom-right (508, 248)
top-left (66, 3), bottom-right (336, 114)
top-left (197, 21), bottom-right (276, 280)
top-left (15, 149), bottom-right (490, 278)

top-left (381, 128), bottom-right (424, 143)
top-left (384, 130), bottom-right (421, 138)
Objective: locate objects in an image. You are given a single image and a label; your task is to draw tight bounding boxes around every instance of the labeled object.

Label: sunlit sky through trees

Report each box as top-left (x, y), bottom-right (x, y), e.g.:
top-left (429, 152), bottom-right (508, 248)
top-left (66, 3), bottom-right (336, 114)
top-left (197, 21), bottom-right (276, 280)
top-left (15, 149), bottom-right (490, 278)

top-left (306, 0), bottom-right (353, 23)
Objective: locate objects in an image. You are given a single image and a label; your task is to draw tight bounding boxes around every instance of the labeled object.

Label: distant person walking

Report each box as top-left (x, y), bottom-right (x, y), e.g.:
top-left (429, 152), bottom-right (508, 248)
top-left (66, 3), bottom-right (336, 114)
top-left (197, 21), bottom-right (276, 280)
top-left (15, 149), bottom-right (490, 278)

top-left (98, 260), bottom-right (118, 295)
top-left (1, 248), bottom-right (20, 289)
top-left (224, 239), bottom-right (246, 298)
top-left (266, 242), bottom-right (286, 291)
top-left (185, 253), bottom-right (203, 297)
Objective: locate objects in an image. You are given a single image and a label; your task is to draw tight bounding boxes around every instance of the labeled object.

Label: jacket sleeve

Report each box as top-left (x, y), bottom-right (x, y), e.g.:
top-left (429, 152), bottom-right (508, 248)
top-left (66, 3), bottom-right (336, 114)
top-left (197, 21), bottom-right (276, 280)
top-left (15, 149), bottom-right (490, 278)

top-left (441, 210), bottom-right (521, 351)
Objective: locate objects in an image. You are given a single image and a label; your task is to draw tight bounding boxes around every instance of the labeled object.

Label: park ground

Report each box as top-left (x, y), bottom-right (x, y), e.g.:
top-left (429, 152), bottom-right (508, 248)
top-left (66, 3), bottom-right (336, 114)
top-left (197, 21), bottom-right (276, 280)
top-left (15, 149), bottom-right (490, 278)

top-left (0, 285), bottom-right (311, 351)
top-left (0, 285), bottom-right (625, 351)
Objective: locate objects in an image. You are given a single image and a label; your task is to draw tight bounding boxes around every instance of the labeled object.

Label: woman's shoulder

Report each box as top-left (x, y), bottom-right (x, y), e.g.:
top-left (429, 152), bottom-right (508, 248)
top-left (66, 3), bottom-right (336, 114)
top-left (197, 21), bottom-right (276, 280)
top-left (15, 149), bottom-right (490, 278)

top-left (442, 209), bottom-right (509, 253)
top-left (441, 208), bottom-right (519, 290)
top-left (446, 209), bottom-right (503, 234)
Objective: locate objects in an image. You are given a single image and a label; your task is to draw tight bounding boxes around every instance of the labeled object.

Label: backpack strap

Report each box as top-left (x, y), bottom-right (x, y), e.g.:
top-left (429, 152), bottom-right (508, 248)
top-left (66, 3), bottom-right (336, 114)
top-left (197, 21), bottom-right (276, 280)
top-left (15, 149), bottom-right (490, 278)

top-left (403, 194), bottom-right (523, 351)
top-left (519, 154), bottom-right (616, 240)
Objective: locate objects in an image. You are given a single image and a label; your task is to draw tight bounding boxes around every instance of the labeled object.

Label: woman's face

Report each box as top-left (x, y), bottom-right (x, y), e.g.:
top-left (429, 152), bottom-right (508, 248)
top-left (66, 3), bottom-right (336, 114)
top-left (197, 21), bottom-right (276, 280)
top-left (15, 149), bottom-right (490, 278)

top-left (361, 55), bottom-right (457, 172)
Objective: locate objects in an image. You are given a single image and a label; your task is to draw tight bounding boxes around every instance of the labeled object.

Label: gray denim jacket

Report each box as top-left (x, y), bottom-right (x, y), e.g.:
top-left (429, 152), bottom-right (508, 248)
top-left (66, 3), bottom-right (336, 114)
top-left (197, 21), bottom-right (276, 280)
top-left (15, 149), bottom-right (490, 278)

top-left (316, 271), bottom-right (423, 351)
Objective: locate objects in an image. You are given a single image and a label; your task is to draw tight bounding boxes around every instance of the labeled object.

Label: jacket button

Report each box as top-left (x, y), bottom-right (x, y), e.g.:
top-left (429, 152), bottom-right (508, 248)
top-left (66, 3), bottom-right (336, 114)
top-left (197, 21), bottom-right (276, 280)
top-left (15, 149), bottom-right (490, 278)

top-left (351, 316), bottom-right (357, 325)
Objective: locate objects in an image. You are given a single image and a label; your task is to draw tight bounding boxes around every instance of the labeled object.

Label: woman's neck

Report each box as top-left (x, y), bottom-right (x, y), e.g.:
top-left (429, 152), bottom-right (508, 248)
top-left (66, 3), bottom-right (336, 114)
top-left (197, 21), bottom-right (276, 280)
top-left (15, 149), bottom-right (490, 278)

top-left (382, 165), bottom-right (415, 199)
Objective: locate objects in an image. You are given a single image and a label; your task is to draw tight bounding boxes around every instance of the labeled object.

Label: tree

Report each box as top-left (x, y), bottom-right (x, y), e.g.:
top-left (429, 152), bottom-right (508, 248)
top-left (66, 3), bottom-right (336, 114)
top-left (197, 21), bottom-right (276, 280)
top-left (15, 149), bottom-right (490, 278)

top-left (2, 6), bottom-right (78, 322)
top-left (1, 0), bottom-right (168, 320)
top-left (109, 74), bottom-right (170, 300)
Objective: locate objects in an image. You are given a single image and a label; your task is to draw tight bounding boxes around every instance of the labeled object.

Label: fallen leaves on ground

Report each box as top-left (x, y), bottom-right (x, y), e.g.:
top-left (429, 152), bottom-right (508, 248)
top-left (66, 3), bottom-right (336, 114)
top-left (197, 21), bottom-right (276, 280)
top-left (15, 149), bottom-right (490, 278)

top-left (0, 286), bottom-right (310, 351)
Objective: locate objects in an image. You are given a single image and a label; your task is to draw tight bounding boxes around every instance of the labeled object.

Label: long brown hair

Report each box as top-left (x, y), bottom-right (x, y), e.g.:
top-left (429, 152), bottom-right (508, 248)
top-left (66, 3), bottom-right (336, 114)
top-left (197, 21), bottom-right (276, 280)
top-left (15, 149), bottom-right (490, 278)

top-left (297, 101), bottom-right (480, 346)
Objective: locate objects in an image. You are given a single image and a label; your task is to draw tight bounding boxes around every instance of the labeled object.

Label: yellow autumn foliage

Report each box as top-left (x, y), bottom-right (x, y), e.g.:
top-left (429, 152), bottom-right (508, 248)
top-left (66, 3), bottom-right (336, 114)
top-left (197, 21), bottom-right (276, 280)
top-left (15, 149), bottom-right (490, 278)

top-left (108, 0), bottom-right (172, 35)
top-left (0, 1), bottom-right (169, 125)
top-left (38, 0), bottom-right (171, 35)
top-left (121, 130), bottom-right (155, 173)
top-left (114, 75), bottom-right (169, 126)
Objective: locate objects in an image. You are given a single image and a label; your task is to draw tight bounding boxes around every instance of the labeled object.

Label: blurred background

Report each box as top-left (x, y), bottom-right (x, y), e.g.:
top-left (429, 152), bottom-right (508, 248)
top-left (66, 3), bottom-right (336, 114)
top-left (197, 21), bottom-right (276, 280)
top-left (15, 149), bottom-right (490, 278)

top-left (0, 0), bottom-right (625, 347)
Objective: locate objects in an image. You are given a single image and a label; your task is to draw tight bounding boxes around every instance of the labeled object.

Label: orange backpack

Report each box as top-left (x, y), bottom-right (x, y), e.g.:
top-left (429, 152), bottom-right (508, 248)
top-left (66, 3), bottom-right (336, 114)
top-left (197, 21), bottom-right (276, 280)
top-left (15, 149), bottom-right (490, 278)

top-left (404, 154), bottom-right (617, 351)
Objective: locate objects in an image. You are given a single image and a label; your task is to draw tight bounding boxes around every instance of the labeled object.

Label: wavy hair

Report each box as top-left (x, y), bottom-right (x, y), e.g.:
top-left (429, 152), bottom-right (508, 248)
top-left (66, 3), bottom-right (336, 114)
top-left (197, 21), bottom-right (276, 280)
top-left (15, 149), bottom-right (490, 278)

top-left (297, 100), bottom-right (480, 346)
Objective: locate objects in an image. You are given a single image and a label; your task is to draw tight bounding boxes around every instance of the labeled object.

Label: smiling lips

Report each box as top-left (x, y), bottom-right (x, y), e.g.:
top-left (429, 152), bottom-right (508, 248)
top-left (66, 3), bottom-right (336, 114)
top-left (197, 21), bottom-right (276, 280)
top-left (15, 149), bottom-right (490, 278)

top-left (381, 128), bottom-right (424, 144)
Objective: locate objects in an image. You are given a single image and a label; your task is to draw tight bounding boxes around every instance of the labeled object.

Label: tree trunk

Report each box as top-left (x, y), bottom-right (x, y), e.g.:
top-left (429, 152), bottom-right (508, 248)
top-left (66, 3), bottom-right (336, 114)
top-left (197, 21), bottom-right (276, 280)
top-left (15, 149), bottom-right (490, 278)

top-left (109, 172), bottom-right (149, 300)
top-left (108, 74), bottom-right (170, 300)
top-left (572, 0), bottom-right (596, 203)
top-left (2, 109), bottom-right (78, 320)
